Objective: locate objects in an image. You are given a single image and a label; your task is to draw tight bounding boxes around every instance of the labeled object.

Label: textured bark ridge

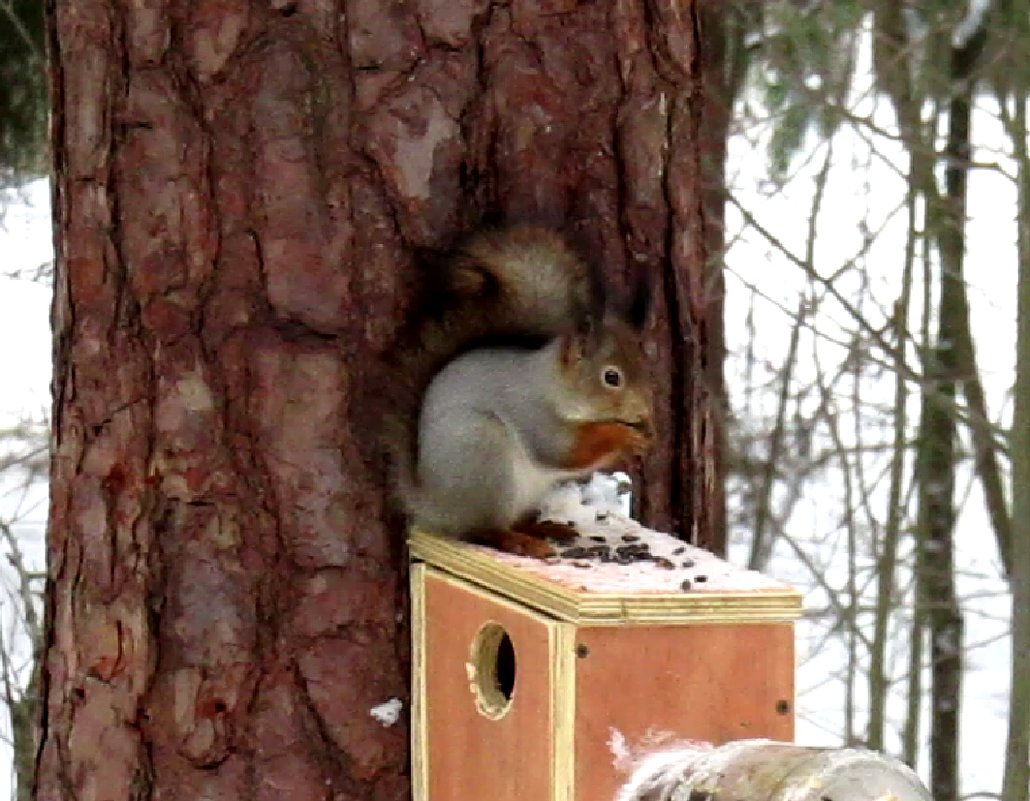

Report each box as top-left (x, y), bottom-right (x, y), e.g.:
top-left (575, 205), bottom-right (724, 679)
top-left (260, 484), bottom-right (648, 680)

top-left (40, 1), bottom-right (725, 798)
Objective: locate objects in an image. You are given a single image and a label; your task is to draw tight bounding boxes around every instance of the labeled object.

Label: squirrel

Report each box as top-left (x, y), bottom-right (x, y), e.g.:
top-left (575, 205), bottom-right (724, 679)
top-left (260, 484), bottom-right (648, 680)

top-left (389, 225), bottom-right (654, 559)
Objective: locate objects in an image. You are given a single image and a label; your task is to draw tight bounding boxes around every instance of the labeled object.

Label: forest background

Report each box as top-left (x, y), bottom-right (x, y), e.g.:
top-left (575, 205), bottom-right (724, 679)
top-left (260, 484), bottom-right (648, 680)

top-left (1, 2), bottom-right (1028, 801)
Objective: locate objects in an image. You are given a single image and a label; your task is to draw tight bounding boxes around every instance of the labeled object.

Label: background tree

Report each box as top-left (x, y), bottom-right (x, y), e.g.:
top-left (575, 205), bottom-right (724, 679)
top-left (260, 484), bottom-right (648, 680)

top-left (720, 4), bottom-right (1027, 801)
top-left (996, 7), bottom-right (1030, 801)
top-left (0, 0), bottom-right (45, 185)
top-left (0, 1), bottom-right (50, 798)
top-left (35, 2), bottom-right (725, 799)
top-left (0, 418), bottom-right (46, 801)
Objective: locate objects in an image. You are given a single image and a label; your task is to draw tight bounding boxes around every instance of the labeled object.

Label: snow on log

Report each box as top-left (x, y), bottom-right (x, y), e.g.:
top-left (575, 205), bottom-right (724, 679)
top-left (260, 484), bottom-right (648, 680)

top-left (614, 739), bottom-right (932, 801)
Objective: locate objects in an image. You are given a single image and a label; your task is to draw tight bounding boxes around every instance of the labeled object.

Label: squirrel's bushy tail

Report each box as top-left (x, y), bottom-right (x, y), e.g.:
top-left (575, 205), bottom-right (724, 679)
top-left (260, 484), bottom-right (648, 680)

top-left (385, 225), bottom-right (603, 516)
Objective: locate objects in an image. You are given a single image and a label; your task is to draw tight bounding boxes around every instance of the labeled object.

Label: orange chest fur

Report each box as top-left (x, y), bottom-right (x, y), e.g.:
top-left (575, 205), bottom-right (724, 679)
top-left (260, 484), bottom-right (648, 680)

top-left (564, 422), bottom-right (640, 470)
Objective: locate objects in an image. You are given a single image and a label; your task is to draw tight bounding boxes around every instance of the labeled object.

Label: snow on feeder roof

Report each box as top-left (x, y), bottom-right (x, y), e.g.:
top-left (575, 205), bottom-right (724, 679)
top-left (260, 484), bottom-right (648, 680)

top-left (409, 509), bottom-right (801, 624)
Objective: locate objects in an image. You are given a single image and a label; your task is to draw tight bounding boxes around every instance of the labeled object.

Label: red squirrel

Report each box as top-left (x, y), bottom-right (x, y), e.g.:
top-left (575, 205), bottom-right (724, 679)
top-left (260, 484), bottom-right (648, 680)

top-left (389, 226), bottom-right (654, 558)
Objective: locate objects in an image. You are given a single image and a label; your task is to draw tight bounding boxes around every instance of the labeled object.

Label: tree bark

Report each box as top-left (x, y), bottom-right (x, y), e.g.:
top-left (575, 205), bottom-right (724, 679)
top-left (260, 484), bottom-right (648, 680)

top-left (37, 1), bottom-right (724, 799)
top-left (619, 0), bottom-right (728, 552)
top-left (1002, 94), bottom-right (1030, 801)
top-left (914, 26), bottom-right (986, 801)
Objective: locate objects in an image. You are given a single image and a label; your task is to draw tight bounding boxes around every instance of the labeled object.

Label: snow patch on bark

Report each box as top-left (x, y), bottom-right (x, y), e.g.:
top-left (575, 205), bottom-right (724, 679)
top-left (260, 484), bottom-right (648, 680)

top-left (369, 698), bottom-right (403, 727)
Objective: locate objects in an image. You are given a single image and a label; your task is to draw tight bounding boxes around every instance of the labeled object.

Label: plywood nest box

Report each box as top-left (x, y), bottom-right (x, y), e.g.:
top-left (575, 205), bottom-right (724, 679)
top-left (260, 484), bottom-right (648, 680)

top-left (410, 520), bottom-right (802, 801)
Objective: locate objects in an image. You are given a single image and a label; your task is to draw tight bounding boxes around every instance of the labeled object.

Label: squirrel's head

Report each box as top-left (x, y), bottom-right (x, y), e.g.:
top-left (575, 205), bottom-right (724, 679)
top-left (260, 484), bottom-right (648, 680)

top-left (554, 312), bottom-right (654, 462)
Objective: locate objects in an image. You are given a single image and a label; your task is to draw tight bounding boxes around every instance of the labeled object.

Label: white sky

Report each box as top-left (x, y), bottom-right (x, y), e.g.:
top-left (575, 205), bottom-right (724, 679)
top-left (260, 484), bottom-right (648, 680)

top-left (0, 179), bottom-right (53, 424)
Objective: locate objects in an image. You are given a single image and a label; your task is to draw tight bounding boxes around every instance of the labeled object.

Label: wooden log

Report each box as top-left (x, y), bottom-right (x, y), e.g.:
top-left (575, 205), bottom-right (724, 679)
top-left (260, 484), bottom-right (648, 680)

top-left (614, 740), bottom-right (932, 801)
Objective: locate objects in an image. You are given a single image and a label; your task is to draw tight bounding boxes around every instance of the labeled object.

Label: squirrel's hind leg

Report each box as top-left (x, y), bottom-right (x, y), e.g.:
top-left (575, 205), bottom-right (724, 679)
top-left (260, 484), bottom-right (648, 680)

top-left (470, 529), bottom-right (558, 559)
top-left (470, 518), bottom-right (579, 558)
top-left (512, 517), bottom-right (579, 543)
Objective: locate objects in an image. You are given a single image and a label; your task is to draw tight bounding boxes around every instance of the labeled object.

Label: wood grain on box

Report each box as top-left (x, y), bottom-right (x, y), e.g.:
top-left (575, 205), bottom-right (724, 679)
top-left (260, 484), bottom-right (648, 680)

top-left (410, 528), bottom-right (802, 801)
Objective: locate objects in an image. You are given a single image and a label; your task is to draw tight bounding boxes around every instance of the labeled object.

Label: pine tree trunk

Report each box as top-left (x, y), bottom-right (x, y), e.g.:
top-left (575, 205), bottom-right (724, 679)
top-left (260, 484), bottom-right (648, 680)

top-left (36, 1), bottom-right (725, 798)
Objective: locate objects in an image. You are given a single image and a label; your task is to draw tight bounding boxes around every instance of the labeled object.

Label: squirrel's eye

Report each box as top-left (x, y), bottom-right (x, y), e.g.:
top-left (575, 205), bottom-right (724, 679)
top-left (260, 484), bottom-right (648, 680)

top-left (603, 367), bottom-right (623, 388)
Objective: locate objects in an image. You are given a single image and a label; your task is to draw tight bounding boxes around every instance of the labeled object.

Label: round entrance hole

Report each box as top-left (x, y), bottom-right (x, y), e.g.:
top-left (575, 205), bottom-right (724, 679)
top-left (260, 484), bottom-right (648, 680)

top-left (470, 622), bottom-right (517, 719)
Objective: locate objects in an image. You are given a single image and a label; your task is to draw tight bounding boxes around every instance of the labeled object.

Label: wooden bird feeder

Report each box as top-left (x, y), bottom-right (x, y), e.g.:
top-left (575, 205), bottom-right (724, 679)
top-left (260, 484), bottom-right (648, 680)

top-left (409, 519), bottom-right (802, 801)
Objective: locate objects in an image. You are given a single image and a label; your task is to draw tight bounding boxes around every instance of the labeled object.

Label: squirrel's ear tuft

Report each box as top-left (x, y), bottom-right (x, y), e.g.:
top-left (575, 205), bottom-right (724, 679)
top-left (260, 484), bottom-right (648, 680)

top-left (559, 331), bottom-right (583, 367)
top-left (449, 262), bottom-right (489, 296)
top-left (561, 314), bottom-right (599, 365)
top-left (447, 255), bottom-right (502, 300)
top-left (625, 268), bottom-right (653, 331)
top-left (581, 310), bottom-right (604, 351)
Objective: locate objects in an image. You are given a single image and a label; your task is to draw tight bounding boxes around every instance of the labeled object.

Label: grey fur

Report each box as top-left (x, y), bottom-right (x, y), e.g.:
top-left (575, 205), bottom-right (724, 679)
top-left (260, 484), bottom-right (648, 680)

top-left (409, 342), bottom-right (591, 536)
